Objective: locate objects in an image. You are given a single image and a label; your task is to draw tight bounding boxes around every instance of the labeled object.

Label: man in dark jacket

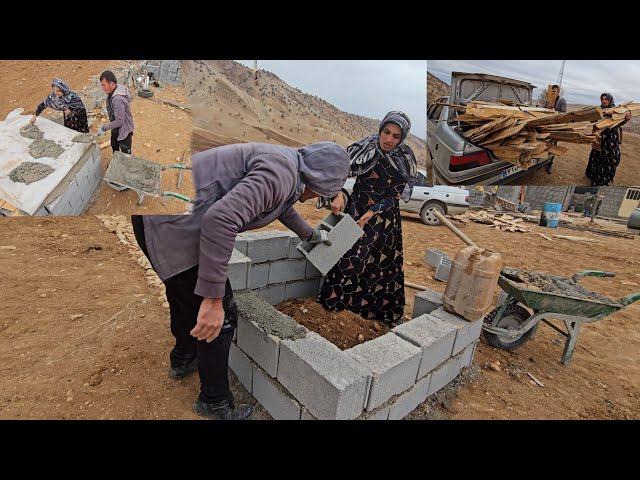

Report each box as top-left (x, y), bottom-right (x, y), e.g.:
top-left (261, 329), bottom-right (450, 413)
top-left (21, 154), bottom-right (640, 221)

top-left (97, 70), bottom-right (135, 154)
top-left (132, 141), bottom-right (350, 420)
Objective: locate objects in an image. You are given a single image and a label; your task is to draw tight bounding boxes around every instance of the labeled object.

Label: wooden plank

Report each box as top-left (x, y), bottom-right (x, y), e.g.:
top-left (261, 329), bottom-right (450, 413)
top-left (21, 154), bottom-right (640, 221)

top-left (525, 106), bottom-right (604, 128)
top-left (548, 131), bottom-right (595, 144)
top-left (478, 121), bottom-right (527, 145)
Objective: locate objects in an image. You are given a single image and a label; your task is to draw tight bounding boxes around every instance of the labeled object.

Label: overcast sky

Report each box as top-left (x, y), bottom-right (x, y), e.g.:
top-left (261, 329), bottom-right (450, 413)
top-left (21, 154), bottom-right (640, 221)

top-left (238, 60), bottom-right (426, 139)
top-left (428, 60), bottom-right (640, 106)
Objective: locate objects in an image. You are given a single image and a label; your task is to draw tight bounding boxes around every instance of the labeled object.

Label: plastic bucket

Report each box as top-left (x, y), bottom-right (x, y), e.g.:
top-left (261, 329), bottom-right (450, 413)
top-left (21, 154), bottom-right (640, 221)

top-left (539, 202), bottom-right (562, 228)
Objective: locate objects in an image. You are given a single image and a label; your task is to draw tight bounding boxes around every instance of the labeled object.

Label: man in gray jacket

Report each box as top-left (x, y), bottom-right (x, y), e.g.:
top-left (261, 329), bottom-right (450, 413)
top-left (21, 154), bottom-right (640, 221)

top-left (97, 70), bottom-right (135, 154)
top-left (545, 85), bottom-right (567, 174)
top-left (131, 141), bottom-right (350, 419)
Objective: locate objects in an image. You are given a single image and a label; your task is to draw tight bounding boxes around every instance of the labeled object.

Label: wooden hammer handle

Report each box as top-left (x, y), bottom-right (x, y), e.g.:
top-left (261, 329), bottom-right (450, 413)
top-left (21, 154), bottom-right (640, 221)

top-left (432, 210), bottom-right (478, 248)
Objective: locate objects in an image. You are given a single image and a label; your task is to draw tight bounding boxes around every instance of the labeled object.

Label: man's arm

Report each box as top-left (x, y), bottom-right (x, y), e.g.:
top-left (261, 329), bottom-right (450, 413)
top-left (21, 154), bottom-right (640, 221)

top-left (195, 156), bottom-right (294, 299)
top-left (278, 207), bottom-right (313, 241)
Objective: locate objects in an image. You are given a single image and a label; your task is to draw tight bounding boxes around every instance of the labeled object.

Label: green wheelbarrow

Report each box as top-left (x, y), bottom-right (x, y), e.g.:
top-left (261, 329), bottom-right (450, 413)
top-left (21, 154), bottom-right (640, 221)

top-left (482, 267), bottom-right (640, 365)
top-left (103, 151), bottom-right (193, 205)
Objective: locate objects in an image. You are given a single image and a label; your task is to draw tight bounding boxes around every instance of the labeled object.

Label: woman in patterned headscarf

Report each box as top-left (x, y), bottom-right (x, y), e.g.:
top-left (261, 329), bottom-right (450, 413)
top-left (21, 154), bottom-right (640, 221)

top-left (29, 78), bottom-right (89, 133)
top-left (585, 93), bottom-right (631, 186)
top-left (318, 111), bottom-right (419, 324)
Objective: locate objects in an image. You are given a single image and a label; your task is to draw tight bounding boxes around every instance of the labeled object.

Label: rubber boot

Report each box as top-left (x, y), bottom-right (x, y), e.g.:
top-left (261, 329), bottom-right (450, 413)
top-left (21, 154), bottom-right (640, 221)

top-left (192, 397), bottom-right (254, 420)
top-left (169, 356), bottom-right (198, 380)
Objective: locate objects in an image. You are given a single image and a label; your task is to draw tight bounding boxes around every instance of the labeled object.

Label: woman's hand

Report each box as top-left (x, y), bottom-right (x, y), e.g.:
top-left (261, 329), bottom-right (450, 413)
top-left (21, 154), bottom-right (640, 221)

top-left (331, 192), bottom-right (345, 215)
top-left (29, 115), bottom-right (37, 125)
top-left (191, 297), bottom-right (224, 343)
top-left (625, 112), bottom-right (632, 121)
top-left (64, 108), bottom-right (71, 116)
top-left (357, 210), bottom-right (375, 229)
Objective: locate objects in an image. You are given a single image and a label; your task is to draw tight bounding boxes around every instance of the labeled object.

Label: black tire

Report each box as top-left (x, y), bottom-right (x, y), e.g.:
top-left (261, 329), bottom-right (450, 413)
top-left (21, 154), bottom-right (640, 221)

top-left (482, 303), bottom-right (535, 350)
top-left (420, 201), bottom-right (446, 226)
top-left (138, 89), bottom-right (154, 98)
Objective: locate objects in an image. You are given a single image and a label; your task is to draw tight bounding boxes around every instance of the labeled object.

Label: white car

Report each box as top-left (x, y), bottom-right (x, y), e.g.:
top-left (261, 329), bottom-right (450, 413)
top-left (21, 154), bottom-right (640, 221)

top-left (342, 169), bottom-right (470, 226)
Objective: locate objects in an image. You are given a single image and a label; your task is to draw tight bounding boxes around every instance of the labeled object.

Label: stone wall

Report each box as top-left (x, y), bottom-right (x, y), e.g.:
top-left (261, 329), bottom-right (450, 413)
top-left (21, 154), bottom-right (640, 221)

top-left (141, 60), bottom-right (182, 85)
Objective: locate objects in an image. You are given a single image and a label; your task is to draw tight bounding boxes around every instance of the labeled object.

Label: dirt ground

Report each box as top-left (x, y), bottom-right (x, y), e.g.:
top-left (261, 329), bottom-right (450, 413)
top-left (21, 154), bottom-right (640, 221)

top-left (277, 298), bottom-right (390, 350)
top-left (1, 204), bottom-right (639, 419)
top-left (0, 60), bottom-right (194, 216)
top-left (425, 133), bottom-right (640, 186)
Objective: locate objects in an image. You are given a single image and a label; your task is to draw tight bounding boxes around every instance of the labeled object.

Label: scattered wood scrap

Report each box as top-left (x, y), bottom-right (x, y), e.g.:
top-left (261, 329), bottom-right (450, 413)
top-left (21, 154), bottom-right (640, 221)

top-left (559, 222), bottom-right (636, 239)
top-left (442, 100), bottom-right (640, 169)
top-left (452, 210), bottom-right (531, 232)
top-left (553, 234), bottom-right (602, 244)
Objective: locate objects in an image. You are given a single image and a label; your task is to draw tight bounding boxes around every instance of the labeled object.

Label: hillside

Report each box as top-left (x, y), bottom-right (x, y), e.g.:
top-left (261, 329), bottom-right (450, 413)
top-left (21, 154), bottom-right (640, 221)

top-left (427, 71), bottom-right (449, 106)
top-left (184, 60), bottom-right (426, 166)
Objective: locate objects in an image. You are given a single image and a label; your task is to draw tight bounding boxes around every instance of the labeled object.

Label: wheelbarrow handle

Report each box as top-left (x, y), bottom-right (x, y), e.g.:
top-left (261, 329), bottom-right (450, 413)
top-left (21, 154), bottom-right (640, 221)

top-left (571, 270), bottom-right (616, 282)
top-left (162, 164), bottom-right (192, 171)
top-left (618, 292), bottom-right (640, 307)
top-left (162, 192), bottom-right (192, 203)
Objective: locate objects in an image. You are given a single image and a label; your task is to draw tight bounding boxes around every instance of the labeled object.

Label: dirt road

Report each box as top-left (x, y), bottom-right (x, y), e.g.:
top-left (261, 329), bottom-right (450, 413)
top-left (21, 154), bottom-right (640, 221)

top-left (0, 60), bottom-right (194, 216)
top-left (1, 205), bottom-right (638, 419)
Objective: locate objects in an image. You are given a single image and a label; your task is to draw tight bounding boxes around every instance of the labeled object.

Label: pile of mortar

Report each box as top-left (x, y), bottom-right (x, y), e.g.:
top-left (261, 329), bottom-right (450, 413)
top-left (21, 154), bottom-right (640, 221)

top-left (19, 124), bottom-right (44, 140)
top-left (28, 138), bottom-right (65, 159)
top-left (502, 268), bottom-right (615, 304)
top-left (9, 162), bottom-right (55, 184)
top-left (72, 133), bottom-right (95, 143)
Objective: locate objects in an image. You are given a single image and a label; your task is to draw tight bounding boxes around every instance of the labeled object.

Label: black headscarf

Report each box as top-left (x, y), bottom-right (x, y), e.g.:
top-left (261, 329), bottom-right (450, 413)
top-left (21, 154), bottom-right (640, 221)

top-left (345, 111), bottom-right (418, 201)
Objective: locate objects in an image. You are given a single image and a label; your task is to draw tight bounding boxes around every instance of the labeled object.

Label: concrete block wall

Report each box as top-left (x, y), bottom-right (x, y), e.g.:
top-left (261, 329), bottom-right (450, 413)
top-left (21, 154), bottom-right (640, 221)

top-left (141, 60), bottom-right (183, 85)
top-left (227, 233), bottom-right (482, 420)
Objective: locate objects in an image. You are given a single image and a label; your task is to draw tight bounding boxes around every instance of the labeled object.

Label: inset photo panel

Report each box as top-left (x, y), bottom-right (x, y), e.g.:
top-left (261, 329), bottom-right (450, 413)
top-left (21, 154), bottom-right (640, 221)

top-left (0, 60), bottom-right (193, 216)
top-left (427, 60), bottom-right (639, 186)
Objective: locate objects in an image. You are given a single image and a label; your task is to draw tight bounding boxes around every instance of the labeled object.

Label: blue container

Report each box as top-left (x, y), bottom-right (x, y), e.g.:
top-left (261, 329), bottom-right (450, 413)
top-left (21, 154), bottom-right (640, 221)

top-left (539, 202), bottom-right (562, 228)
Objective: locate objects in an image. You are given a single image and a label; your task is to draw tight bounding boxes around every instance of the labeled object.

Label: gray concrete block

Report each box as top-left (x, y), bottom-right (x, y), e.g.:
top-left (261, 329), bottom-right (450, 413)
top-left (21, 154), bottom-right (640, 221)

top-left (288, 236), bottom-right (304, 259)
top-left (427, 353), bottom-right (462, 397)
top-left (393, 314), bottom-right (457, 379)
top-left (248, 263), bottom-right (269, 290)
top-left (228, 249), bottom-right (251, 290)
top-left (268, 259), bottom-right (307, 284)
top-left (252, 365), bottom-right (301, 420)
top-left (305, 260), bottom-right (322, 279)
top-left (425, 248), bottom-right (448, 268)
top-left (430, 307), bottom-right (484, 355)
top-left (388, 373), bottom-right (432, 420)
top-left (434, 256), bottom-right (452, 282)
top-left (236, 313), bottom-right (280, 378)
top-left (300, 409), bottom-right (317, 420)
top-left (461, 340), bottom-right (478, 368)
top-left (256, 283), bottom-right (286, 305)
top-left (285, 278), bottom-right (321, 300)
top-left (412, 289), bottom-right (444, 318)
top-left (359, 405), bottom-right (390, 420)
top-left (297, 213), bottom-right (363, 276)
top-left (346, 333), bottom-right (422, 411)
top-left (277, 332), bottom-right (371, 420)
top-left (233, 237), bottom-right (248, 256)
top-left (241, 230), bottom-right (291, 263)
top-left (228, 342), bottom-right (252, 393)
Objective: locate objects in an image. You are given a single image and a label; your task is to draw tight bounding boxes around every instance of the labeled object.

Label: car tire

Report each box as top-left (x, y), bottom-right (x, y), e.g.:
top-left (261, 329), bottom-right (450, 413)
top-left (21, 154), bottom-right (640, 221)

top-left (138, 89), bottom-right (154, 98)
top-left (420, 201), bottom-right (446, 226)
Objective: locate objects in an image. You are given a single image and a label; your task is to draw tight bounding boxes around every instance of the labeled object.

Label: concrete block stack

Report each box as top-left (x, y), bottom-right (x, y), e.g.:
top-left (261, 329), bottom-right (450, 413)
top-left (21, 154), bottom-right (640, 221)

top-left (226, 232), bottom-right (483, 420)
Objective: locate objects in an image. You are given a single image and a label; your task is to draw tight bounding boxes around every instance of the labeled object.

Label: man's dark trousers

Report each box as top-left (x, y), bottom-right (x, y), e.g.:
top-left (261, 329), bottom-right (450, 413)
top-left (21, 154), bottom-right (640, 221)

top-left (111, 130), bottom-right (133, 154)
top-left (131, 215), bottom-right (236, 404)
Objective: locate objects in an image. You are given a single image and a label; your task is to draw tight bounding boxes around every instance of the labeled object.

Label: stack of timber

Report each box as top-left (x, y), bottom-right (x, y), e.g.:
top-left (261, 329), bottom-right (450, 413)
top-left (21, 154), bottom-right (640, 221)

top-left (451, 210), bottom-right (531, 233)
top-left (445, 100), bottom-right (640, 169)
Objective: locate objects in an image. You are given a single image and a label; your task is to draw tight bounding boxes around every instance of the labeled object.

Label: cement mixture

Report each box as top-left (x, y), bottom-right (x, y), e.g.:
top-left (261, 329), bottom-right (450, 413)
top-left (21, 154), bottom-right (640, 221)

top-left (28, 138), bottom-right (65, 159)
top-left (502, 267), bottom-right (616, 304)
top-left (19, 124), bottom-right (44, 140)
top-left (9, 162), bottom-right (55, 184)
top-left (105, 153), bottom-right (162, 194)
top-left (72, 133), bottom-right (94, 143)
top-left (236, 291), bottom-right (307, 340)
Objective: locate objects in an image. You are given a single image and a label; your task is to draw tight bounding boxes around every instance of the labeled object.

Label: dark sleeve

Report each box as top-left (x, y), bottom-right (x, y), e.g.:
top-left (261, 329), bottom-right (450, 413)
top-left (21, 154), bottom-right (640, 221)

top-left (195, 156), bottom-right (295, 298)
top-left (35, 100), bottom-right (47, 116)
top-left (558, 99), bottom-right (567, 112)
top-left (279, 207), bottom-right (313, 241)
top-left (103, 96), bottom-right (125, 131)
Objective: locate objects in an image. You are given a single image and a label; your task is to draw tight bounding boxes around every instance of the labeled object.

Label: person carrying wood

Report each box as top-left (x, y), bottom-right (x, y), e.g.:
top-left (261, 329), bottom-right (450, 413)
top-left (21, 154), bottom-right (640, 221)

top-left (130, 142), bottom-right (350, 420)
top-left (544, 85), bottom-right (567, 174)
top-left (585, 93), bottom-right (631, 186)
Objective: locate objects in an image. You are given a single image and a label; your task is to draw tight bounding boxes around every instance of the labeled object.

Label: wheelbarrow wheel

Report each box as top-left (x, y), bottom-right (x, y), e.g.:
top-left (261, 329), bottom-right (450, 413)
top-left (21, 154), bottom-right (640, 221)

top-left (483, 303), bottom-right (535, 350)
